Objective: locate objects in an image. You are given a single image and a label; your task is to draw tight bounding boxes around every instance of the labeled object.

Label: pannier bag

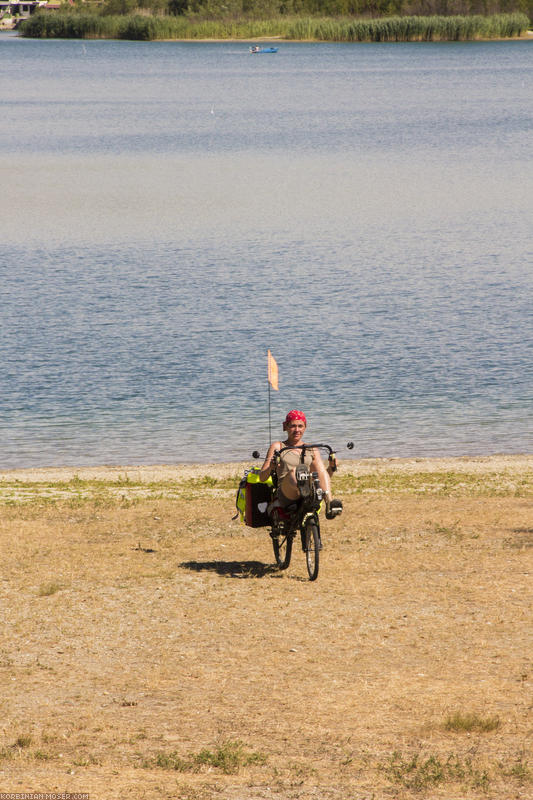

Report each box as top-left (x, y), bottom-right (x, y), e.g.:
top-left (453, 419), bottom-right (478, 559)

top-left (235, 467), bottom-right (273, 528)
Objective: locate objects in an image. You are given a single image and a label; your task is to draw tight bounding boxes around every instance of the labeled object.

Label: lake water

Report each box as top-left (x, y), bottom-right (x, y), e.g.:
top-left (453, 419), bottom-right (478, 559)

top-left (1, 35), bottom-right (532, 467)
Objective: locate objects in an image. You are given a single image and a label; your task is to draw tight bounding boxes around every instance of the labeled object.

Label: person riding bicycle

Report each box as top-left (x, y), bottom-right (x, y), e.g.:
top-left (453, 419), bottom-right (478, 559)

top-left (259, 409), bottom-right (343, 519)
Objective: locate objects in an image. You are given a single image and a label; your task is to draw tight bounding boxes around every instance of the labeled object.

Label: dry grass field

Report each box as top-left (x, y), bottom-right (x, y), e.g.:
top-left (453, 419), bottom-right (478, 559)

top-left (1, 455), bottom-right (532, 800)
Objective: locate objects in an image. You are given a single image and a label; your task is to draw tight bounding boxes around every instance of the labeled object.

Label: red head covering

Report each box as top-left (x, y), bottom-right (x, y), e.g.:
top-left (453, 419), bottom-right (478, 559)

top-left (283, 409), bottom-right (307, 430)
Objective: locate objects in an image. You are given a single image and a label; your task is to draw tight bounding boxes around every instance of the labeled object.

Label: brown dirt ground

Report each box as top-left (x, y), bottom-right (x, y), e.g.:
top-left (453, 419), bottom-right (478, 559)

top-left (0, 455), bottom-right (532, 800)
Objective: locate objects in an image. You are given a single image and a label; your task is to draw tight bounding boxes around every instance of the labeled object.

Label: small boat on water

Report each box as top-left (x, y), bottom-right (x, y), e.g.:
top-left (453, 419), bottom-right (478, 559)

top-left (249, 46), bottom-right (278, 54)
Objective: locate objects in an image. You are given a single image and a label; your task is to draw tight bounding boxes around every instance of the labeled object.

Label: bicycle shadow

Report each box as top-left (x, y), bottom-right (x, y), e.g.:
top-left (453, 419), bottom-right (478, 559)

top-left (179, 560), bottom-right (281, 579)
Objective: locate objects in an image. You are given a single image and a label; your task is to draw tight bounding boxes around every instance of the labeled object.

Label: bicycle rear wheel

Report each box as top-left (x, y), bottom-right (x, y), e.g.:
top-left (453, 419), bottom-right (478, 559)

top-left (272, 531), bottom-right (292, 570)
top-left (304, 519), bottom-right (320, 581)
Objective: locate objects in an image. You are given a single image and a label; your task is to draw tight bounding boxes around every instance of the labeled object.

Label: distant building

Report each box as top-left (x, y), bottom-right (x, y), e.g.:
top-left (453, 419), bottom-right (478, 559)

top-left (0, 0), bottom-right (52, 27)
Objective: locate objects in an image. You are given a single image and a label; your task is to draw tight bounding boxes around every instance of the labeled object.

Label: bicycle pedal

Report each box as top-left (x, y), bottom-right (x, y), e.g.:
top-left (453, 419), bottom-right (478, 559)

top-left (326, 499), bottom-right (343, 520)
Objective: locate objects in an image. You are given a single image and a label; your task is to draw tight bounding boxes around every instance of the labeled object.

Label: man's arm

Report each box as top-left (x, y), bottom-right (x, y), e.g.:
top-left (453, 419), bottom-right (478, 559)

top-left (259, 442), bottom-right (279, 482)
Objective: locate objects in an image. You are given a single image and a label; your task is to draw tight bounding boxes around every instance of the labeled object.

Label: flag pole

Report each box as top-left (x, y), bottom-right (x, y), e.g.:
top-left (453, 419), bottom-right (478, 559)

top-left (267, 349), bottom-right (278, 445)
top-left (268, 380), bottom-right (272, 444)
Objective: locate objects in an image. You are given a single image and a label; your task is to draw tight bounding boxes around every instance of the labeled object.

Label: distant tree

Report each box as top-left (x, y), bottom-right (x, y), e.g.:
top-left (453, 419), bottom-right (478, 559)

top-left (187, 0), bottom-right (243, 14)
top-left (101, 0), bottom-right (137, 14)
top-left (168, 0), bottom-right (188, 13)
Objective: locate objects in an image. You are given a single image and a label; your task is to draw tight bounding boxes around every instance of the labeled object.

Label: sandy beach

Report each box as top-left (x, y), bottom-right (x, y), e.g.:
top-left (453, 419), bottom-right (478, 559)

top-left (1, 454), bottom-right (532, 799)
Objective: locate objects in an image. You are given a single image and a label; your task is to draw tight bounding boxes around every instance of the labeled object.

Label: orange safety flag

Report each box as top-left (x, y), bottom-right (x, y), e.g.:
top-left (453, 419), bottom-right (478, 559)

top-left (267, 350), bottom-right (279, 391)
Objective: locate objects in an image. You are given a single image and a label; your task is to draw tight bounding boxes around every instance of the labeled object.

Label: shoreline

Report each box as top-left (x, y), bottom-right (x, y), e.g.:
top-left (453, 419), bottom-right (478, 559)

top-left (1, 452), bottom-right (532, 484)
top-left (164, 30), bottom-right (533, 41)
top-left (7, 31), bottom-right (533, 41)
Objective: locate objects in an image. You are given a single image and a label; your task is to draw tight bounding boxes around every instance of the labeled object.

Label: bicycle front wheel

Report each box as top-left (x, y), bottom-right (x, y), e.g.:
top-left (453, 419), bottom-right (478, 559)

top-left (304, 519), bottom-right (320, 581)
top-left (273, 532), bottom-right (292, 570)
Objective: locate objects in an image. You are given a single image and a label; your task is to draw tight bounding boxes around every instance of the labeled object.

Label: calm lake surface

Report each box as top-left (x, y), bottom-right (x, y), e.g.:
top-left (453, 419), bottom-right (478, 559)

top-left (1, 36), bottom-right (532, 467)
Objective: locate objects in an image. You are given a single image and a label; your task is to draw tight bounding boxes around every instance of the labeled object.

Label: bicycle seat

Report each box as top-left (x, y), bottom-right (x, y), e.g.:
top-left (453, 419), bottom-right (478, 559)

top-left (268, 497), bottom-right (299, 518)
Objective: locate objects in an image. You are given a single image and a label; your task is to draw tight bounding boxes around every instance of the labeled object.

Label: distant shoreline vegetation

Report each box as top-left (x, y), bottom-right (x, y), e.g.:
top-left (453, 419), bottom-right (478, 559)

top-left (20, 11), bottom-right (530, 41)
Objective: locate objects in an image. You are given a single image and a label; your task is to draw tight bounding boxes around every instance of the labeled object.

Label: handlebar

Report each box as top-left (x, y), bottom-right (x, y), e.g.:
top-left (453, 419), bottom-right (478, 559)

top-left (252, 441), bottom-right (353, 460)
top-left (277, 443), bottom-right (333, 456)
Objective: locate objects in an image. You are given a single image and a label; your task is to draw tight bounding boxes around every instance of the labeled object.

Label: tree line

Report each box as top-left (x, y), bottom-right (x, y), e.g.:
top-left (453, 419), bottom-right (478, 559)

top-left (64, 0), bottom-right (532, 19)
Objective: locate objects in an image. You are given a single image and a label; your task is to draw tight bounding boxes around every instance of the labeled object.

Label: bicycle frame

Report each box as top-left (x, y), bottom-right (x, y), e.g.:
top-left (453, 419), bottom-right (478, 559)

top-left (268, 443), bottom-right (334, 581)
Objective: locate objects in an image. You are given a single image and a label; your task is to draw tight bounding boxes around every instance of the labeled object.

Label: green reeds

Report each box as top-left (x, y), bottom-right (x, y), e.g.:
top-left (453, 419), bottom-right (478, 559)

top-left (20, 12), bottom-right (288, 39)
top-left (21, 12), bottom-right (113, 38)
top-left (286, 13), bottom-right (530, 42)
top-left (21, 11), bottom-right (529, 41)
